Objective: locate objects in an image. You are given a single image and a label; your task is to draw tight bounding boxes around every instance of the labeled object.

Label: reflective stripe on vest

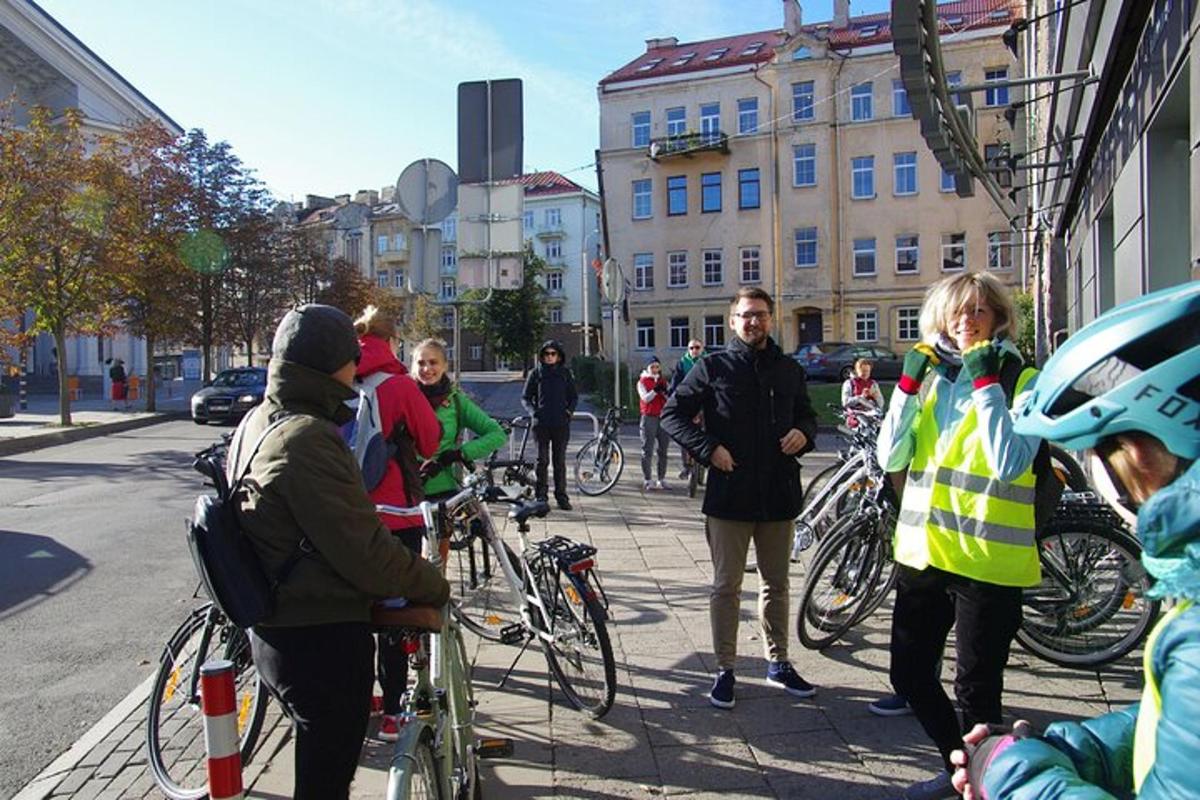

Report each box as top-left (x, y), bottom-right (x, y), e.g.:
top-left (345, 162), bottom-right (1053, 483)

top-left (893, 367), bottom-right (1041, 587)
top-left (1133, 600), bottom-right (1193, 793)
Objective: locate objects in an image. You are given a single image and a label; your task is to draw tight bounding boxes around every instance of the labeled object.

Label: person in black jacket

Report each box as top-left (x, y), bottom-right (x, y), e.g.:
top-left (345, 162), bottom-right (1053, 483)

top-left (661, 287), bottom-right (819, 710)
top-left (522, 339), bottom-right (578, 510)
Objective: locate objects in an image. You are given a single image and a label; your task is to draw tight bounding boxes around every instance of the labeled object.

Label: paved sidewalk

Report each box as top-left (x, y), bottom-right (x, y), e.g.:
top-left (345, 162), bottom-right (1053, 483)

top-left (14, 439), bottom-right (1144, 799)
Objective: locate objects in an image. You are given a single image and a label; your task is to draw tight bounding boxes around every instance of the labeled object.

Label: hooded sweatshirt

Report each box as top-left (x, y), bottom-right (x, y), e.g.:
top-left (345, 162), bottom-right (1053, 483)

top-left (521, 339), bottom-right (578, 428)
top-left (637, 363), bottom-right (668, 417)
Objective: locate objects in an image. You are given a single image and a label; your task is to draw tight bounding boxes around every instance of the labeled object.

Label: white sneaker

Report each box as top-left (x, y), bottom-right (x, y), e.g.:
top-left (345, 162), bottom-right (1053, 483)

top-left (654, 479), bottom-right (667, 490)
top-left (643, 480), bottom-right (653, 491)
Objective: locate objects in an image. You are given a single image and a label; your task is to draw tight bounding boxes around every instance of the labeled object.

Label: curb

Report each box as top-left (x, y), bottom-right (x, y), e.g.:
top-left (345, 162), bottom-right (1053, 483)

top-left (0, 411), bottom-right (188, 457)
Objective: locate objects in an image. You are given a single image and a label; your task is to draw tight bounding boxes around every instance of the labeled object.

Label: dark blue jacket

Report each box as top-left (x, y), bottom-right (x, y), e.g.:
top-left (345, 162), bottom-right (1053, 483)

top-left (522, 342), bottom-right (578, 429)
top-left (661, 335), bottom-right (817, 521)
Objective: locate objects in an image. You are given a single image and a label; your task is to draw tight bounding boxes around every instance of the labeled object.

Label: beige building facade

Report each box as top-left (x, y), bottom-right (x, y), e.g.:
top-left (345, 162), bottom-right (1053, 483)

top-left (598, 0), bottom-right (1026, 364)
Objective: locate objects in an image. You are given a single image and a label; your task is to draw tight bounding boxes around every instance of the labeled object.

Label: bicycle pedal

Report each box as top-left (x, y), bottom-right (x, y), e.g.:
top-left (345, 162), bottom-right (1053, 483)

top-left (499, 623), bottom-right (525, 645)
top-left (475, 737), bottom-right (514, 759)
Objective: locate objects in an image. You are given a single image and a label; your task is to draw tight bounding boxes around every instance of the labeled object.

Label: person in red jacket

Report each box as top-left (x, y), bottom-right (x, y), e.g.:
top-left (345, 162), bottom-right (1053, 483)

top-left (353, 305), bottom-right (442, 741)
top-left (637, 355), bottom-right (671, 491)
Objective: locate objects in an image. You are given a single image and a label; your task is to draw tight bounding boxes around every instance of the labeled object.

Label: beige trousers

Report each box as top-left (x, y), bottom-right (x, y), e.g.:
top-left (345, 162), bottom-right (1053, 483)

top-left (705, 516), bottom-right (792, 670)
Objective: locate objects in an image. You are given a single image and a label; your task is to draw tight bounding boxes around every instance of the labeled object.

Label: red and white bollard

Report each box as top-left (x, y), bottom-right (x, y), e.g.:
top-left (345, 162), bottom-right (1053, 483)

top-left (200, 659), bottom-right (245, 800)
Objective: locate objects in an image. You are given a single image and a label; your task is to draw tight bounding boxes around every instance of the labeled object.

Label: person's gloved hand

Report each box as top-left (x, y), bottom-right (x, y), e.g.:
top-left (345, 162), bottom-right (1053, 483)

top-left (655, 380), bottom-right (668, 394)
top-left (436, 448), bottom-right (464, 468)
top-left (962, 340), bottom-right (1001, 390)
top-left (898, 343), bottom-right (940, 395)
top-left (418, 459), bottom-right (441, 480)
top-left (951, 721), bottom-right (1036, 800)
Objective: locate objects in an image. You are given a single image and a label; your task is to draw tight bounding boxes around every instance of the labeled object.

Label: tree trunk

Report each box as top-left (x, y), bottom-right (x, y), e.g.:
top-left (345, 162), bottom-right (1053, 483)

top-left (144, 334), bottom-right (157, 412)
top-left (246, 339), bottom-right (254, 367)
top-left (54, 328), bottom-right (71, 426)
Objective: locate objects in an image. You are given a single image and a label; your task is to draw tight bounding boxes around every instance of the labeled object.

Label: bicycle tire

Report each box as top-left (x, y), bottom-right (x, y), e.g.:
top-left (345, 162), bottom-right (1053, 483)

top-left (541, 571), bottom-right (617, 718)
top-left (1048, 445), bottom-right (1089, 491)
top-left (1017, 516), bottom-right (1159, 669)
top-left (387, 725), bottom-right (442, 800)
top-left (849, 507), bottom-right (899, 625)
top-left (446, 624), bottom-right (481, 800)
top-left (146, 606), bottom-right (268, 800)
top-left (574, 436), bottom-right (624, 496)
top-left (801, 461), bottom-right (841, 512)
top-left (688, 463), bottom-right (703, 498)
top-left (448, 537), bottom-right (525, 644)
top-left (797, 516), bottom-right (887, 650)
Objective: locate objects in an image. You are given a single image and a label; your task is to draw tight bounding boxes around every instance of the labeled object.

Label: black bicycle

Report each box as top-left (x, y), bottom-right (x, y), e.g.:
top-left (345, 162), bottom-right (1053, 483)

top-left (574, 408), bottom-right (625, 496)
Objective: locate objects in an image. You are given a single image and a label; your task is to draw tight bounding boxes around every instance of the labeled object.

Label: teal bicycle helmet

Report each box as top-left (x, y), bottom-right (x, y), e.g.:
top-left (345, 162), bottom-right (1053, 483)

top-left (1013, 281), bottom-right (1200, 461)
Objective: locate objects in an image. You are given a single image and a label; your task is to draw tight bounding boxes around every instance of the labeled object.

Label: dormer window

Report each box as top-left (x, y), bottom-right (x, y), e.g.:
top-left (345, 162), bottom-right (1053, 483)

top-left (989, 9), bottom-right (1009, 19)
top-left (793, 46), bottom-right (811, 60)
top-left (944, 16), bottom-right (964, 25)
top-left (637, 58), bottom-right (664, 72)
top-left (741, 41), bottom-right (765, 56)
top-left (705, 47), bottom-right (729, 61)
top-left (859, 26), bottom-right (879, 38)
top-left (672, 52), bottom-right (696, 66)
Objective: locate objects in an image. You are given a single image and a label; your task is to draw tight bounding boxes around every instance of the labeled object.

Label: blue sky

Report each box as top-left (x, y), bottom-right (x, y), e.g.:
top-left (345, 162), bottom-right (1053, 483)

top-left (39, 0), bottom-right (890, 201)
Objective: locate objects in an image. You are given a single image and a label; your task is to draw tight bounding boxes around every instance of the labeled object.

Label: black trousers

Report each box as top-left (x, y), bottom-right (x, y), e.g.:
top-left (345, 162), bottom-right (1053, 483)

top-left (250, 622), bottom-right (375, 800)
top-left (377, 527), bottom-right (424, 714)
top-left (889, 564), bottom-right (1023, 770)
top-left (535, 423), bottom-right (570, 500)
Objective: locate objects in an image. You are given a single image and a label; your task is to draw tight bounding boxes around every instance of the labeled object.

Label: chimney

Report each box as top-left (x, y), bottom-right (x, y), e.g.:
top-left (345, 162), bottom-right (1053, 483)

top-left (644, 36), bottom-right (678, 51)
top-left (783, 0), bottom-right (803, 36)
top-left (305, 194), bottom-right (334, 211)
top-left (381, 185), bottom-right (396, 202)
top-left (334, 193), bottom-right (350, 205)
top-left (833, 0), bottom-right (849, 29)
top-left (354, 189), bottom-right (379, 206)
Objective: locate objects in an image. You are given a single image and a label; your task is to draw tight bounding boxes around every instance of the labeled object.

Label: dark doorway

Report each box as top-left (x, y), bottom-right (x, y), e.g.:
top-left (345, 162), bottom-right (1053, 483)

top-left (795, 309), bottom-right (823, 344)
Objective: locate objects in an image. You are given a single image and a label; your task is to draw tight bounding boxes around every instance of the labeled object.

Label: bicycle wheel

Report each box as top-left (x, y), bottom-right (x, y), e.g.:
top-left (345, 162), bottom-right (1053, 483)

top-left (797, 515), bottom-right (887, 650)
top-left (1048, 445), bottom-right (1089, 491)
top-left (849, 506), bottom-right (898, 625)
top-left (146, 605), bottom-right (268, 800)
top-left (446, 625), bottom-right (480, 800)
top-left (801, 461), bottom-right (841, 512)
top-left (540, 571), bottom-right (616, 718)
top-left (688, 462), bottom-right (701, 498)
top-left (1017, 516), bottom-right (1159, 668)
top-left (574, 436), bottom-right (624, 496)
top-left (447, 533), bottom-right (526, 644)
top-left (387, 725), bottom-right (442, 800)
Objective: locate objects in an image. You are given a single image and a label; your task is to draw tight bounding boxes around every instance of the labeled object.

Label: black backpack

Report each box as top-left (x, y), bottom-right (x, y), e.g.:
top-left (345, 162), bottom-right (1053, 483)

top-left (186, 415), bottom-right (311, 629)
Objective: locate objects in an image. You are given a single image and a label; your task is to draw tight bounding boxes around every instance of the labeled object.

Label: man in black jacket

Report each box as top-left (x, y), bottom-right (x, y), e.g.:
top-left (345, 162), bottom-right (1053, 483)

top-left (661, 288), bottom-right (818, 709)
top-left (522, 339), bottom-right (578, 510)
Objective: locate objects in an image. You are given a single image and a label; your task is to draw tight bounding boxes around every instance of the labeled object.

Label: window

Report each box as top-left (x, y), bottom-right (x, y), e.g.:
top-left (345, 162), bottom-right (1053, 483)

top-left (940, 165), bottom-right (957, 192)
top-left (895, 235), bottom-right (919, 273)
top-left (741, 41), bottom-right (765, 56)
top-left (740, 246), bottom-right (761, 283)
top-left (792, 81), bottom-right (815, 121)
top-left (377, 269), bottom-right (389, 288)
top-left (859, 25), bottom-right (879, 37)
top-left (440, 278), bottom-right (457, 299)
top-left (442, 309), bottom-right (454, 327)
top-left (666, 106), bottom-right (686, 137)
top-left (985, 68), bottom-right (1009, 107)
top-left (393, 269), bottom-right (406, 289)
top-left (700, 102), bottom-right (721, 143)
top-left (632, 111), bottom-right (651, 147)
top-left (546, 271), bottom-right (563, 292)
top-left (941, 233), bottom-right (966, 270)
top-left (667, 175), bottom-right (687, 215)
top-left (669, 317), bottom-right (690, 349)
top-left (469, 344), bottom-right (483, 360)
top-left (495, 356), bottom-right (511, 370)
top-left (704, 47), bottom-right (729, 61)
top-left (794, 227), bottom-right (817, 268)
top-left (702, 250), bottom-right (723, 285)
top-left (853, 238), bottom-right (877, 276)
top-left (544, 208), bottom-right (561, 227)
top-left (441, 245), bottom-right (456, 269)
top-left (851, 82), bottom-right (873, 121)
top-left (704, 315), bottom-right (725, 348)
top-left (550, 307), bottom-right (563, 323)
top-left (738, 169), bottom-right (760, 209)
top-left (897, 307), bottom-right (920, 341)
top-left (855, 309), bottom-right (879, 342)
top-left (737, 98), bottom-right (758, 134)
top-left (946, 71), bottom-right (963, 105)
top-left (523, 210), bottom-right (534, 232)
top-left (545, 239), bottom-right (562, 260)
top-left (668, 251), bottom-right (688, 287)
top-left (345, 233), bottom-right (362, 266)
top-left (377, 235), bottom-right (389, 254)
top-left (393, 232), bottom-right (407, 250)
top-left (892, 80), bottom-right (910, 116)
top-left (988, 231), bottom-right (1014, 270)
top-left (445, 345), bottom-right (454, 363)
top-left (672, 52), bottom-right (696, 66)
top-left (633, 179), bottom-right (652, 219)
top-left (792, 46), bottom-right (811, 60)
top-left (441, 218), bottom-right (455, 242)
top-left (633, 253), bottom-right (654, 290)
top-left (893, 152), bottom-right (918, 195)
top-left (637, 57), bottom-right (663, 72)
top-left (985, 143), bottom-right (1011, 188)
top-left (851, 156), bottom-right (875, 199)
top-left (793, 143), bottom-right (816, 187)
top-left (636, 318), bottom-right (655, 350)
top-left (701, 172), bottom-right (722, 213)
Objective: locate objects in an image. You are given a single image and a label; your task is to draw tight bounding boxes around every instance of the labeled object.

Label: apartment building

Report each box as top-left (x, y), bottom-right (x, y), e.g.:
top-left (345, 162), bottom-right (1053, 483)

top-left (597, 0), bottom-right (1025, 363)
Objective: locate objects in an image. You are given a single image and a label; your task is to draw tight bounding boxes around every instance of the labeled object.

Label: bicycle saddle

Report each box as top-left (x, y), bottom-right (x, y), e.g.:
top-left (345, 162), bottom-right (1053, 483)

top-left (509, 499), bottom-right (551, 524)
top-left (370, 602), bottom-right (444, 632)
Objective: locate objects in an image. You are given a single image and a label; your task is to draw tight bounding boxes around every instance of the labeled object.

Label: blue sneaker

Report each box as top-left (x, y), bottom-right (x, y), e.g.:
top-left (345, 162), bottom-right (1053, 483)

top-left (868, 693), bottom-right (913, 717)
top-left (766, 661), bottom-right (817, 698)
top-left (709, 670), bottom-right (735, 709)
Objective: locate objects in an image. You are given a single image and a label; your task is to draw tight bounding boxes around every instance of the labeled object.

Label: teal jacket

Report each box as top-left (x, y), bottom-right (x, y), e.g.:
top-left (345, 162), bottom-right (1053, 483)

top-left (983, 458), bottom-right (1200, 799)
top-left (422, 386), bottom-right (507, 496)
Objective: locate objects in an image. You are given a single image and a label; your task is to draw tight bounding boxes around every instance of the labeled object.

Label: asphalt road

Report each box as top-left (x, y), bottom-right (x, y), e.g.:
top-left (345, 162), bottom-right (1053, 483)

top-left (0, 420), bottom-right (227, 798)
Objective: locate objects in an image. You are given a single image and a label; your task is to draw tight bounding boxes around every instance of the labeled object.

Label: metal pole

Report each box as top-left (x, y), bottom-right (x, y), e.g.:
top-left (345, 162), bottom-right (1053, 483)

top-left (612, 302), bottom-right (619, 410)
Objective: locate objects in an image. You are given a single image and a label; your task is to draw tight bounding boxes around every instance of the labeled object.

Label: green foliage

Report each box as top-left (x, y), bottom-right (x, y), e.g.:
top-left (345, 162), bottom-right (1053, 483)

top-left (459, 247), bottom-right (547, 371)
top-left (1012, 290), bottom-right (1036, 364)
top-left (571, 355), bottom-right (636, 417)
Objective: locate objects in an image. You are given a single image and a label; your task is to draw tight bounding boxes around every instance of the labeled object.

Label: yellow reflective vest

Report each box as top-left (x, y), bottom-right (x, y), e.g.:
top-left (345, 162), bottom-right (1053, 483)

top-left (894, 368), bottom-right (1041, 587)
top-left (1133, 600), bottom-right (1193, 792)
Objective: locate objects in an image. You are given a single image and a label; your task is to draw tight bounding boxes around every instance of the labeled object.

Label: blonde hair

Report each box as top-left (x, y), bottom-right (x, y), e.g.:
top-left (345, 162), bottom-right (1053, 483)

top-left (411, 338), bottom-right (448, 366)
top-left (918, 272), bottom-right (1015, 342)
top-left (354, 305), bottom-right (395, 340)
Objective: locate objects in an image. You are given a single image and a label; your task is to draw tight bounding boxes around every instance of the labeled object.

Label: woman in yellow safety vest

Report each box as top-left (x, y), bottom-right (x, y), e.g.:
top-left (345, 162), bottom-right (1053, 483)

top-left (876, 272), bottom-right (1044, 800)
top-left (951, 282), bottom-right (1200, 799)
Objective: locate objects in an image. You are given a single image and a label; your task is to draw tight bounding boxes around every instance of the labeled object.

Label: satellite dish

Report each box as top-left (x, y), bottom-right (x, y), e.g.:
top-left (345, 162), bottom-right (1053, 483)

top-left (396, 159), bottom-right (458, 225)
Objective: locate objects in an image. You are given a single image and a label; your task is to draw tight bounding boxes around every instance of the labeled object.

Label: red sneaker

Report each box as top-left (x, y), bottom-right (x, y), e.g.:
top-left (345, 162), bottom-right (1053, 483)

top-left (370, 695), bottom-right (384, 716)
top-left (378, 714), bottom-right (402, 742)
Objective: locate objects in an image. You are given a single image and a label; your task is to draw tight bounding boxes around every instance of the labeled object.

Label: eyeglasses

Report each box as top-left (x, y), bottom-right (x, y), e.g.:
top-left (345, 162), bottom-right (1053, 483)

top-left (731, 311), bottom-right (771, 322)
top-left (543, 351), bottom-right (560, 358)
top-left (688, 345), bottom-right (702, 351)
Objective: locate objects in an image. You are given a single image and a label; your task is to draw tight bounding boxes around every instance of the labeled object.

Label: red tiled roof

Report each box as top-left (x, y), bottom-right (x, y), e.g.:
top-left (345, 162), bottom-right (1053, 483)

top-left (498, 171), bottom-right (588, 197)
top-left (600, 0), bottom-right (1021, 86)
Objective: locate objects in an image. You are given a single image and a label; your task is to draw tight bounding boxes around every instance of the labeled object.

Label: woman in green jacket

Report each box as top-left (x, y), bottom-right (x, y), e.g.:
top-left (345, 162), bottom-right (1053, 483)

top-left (411, 338), bottom-right (507, 496)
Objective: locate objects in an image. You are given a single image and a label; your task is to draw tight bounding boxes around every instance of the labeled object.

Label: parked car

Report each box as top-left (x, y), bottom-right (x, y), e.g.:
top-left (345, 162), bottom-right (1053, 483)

top-left (190, 367), bottom-right (267, 425)
top-left (804, 344), bottom-right (903, 382)
top-left (791, 341), bottom-right (851, 370)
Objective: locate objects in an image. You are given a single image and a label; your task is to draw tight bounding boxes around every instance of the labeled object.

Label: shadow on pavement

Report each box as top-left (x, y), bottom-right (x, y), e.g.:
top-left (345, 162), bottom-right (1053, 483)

top-left (0, 530), bottom-right (91, 620)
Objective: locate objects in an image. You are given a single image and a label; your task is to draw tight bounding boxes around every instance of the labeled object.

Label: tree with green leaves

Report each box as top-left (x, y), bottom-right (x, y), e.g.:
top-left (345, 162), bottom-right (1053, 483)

top-left (460, 247), bottom-right (547, 374)
top-left (398, 292), bottom-right (444, 348)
